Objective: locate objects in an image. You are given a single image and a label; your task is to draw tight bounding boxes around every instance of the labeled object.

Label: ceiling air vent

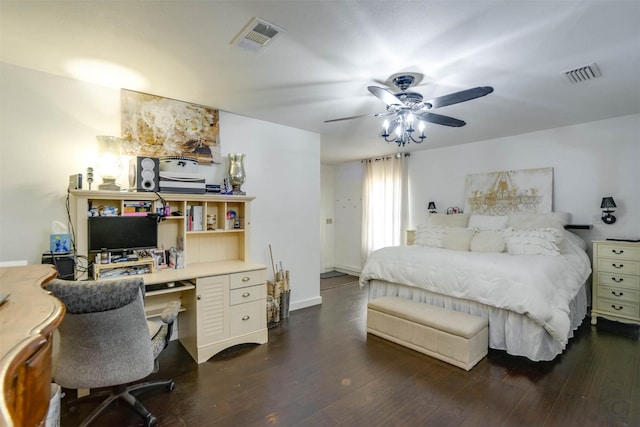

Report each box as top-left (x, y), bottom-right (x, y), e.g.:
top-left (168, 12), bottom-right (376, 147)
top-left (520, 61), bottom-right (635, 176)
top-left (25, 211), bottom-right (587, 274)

top-left (563, 62), bottom-right (602, 83)
top-left (231, 17), bottom-right (285, 52)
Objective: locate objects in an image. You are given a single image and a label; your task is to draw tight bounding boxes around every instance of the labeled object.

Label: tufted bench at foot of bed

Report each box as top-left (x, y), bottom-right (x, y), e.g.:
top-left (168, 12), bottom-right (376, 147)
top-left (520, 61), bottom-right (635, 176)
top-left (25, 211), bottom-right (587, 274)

top-left (367, 296), bottom-right (488, 371)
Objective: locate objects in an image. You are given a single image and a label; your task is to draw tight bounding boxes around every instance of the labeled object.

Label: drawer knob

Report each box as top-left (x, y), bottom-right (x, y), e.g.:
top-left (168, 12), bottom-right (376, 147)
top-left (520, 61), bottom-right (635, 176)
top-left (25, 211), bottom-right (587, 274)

top-left (242, 315), bottom-right (250, 321)
top-left (242, 277), bottom-right (250, 282)
top-left (242, 292), bottom-right (250, 298)
top-left (612, 277), bottom-right (624, 283)
top-left (611, 305), bottom-right (624, 311)
top-left (612, 263), bottom-right (624, 269)
top-left (611, 291), bottom-right (624, 297)
top-left (612, 249), bottom-right (624, 255)
top-left (197, 295), bottom-right (201, 300)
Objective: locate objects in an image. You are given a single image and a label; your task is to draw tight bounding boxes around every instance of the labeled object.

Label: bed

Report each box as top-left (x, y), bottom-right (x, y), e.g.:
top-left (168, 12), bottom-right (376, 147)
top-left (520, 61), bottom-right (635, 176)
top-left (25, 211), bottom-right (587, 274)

top-left (359, 212), bottom-right (592, 361)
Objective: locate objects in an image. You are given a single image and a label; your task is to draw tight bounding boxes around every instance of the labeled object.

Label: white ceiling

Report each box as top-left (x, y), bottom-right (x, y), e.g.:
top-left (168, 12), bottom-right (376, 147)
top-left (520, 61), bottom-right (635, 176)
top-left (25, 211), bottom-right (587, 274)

top-left (2, 1), bottom-right (639, 164)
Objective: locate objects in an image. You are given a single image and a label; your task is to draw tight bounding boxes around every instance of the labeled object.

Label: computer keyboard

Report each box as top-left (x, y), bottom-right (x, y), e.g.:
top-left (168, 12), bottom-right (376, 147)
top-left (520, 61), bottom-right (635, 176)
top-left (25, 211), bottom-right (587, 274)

top-left (145, 282), bottom-right (187, 292)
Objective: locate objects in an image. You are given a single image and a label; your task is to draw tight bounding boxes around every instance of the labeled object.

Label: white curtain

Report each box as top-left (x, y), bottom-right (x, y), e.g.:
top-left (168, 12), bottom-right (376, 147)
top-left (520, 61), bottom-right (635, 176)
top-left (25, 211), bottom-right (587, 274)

top-left (361, 155), bottom-right (407, 263)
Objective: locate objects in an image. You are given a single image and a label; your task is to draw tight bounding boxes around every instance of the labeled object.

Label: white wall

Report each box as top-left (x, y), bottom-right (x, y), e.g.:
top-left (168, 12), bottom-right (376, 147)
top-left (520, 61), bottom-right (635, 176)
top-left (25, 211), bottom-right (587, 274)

top-left (328, 114), bottom-right (640, 273)
top-left (332, 161), bottom-right (364, 274)
top-left (320, 164), bottom-right (335, 272)
top-left (0, 62), bottom-right (321, 310)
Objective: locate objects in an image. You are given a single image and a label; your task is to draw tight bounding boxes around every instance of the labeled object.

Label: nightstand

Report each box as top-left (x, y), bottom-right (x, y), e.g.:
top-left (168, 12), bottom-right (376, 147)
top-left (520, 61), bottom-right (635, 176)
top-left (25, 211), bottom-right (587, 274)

top-left (591, 240), bottom-right (640, 326)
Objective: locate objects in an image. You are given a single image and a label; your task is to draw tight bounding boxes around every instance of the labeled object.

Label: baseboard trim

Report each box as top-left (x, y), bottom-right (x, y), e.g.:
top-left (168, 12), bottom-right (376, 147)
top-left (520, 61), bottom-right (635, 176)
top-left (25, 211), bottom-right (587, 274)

top-left (290, 296), bottom-right (322, 311)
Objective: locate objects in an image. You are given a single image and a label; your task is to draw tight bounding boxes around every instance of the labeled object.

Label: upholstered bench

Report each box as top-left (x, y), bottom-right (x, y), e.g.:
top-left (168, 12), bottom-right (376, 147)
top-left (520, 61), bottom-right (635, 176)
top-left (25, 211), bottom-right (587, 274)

top-left (367, 296), bottom-right (488, 370)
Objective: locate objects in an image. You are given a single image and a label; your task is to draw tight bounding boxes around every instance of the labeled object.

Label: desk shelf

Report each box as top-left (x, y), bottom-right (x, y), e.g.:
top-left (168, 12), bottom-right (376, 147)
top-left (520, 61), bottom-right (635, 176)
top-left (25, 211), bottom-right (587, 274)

top-left (144, 282), bottom-right (195, 318)
top-left (93, 257), bottom-right (155, 280)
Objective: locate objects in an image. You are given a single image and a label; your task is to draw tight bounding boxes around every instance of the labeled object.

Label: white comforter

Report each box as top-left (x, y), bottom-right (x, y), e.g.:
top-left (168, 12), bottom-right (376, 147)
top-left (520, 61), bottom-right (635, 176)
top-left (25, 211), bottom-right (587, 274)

top-left (359, 231), bottom-right (591, 345)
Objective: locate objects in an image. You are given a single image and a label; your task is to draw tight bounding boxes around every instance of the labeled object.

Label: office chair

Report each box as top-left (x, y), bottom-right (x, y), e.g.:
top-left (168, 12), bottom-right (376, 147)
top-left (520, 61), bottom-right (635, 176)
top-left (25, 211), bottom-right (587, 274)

top-left (46, 277), bottom-right (180, 427)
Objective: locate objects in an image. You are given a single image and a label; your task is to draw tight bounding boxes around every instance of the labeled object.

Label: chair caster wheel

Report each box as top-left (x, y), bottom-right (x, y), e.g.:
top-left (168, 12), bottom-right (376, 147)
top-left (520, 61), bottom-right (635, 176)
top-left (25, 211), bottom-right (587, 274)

top-left (167, 381), bottom-right (175, 392)
top-left (145, 414), bottom-right (157, 427)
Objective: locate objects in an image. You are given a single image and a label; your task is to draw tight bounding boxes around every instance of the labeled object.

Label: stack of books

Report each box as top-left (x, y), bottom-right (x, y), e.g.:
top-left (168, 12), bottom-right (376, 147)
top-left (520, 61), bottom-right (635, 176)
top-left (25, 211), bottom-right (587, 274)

top-left (123, 201), bottom-right (152, 216)
top-left (186, 205), bottom-right (204, 231)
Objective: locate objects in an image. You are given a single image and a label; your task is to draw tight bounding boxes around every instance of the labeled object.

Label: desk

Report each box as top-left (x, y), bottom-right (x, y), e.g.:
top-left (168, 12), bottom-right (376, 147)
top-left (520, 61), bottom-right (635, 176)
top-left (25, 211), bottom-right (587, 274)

top-left (124, 261), bottom-right (268, 364)
top-left (0, 265), bottom-right (65, 427)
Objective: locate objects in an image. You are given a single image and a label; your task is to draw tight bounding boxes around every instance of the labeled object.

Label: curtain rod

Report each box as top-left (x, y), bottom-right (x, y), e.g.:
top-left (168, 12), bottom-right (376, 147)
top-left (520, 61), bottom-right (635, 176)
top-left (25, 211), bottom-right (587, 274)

top-left (361, 152), bottom-right (410, 163)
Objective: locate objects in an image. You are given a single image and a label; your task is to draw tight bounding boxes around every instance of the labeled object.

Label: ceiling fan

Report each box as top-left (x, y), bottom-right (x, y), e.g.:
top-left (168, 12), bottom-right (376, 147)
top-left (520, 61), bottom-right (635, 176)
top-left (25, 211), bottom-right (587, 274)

top-left (325, 74), bottom-right (494, 146)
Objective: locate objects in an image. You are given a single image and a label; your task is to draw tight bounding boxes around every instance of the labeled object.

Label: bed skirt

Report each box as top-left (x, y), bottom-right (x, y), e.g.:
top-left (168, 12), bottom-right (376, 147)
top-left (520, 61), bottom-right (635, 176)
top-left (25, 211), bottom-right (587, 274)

top-left (367, 279), bottom-right (588, 361)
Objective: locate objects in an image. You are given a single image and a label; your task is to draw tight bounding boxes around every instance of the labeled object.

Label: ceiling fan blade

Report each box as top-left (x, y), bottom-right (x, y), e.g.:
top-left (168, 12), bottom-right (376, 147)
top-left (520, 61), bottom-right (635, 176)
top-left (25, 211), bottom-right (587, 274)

top-left (415, 112), bottom-right (466, 127)
top-left (426, 86), bottom-right (494, 109)
top-left (324, 113), bottom-right (377, 123)
top-left (324, 111), bottom-right (394, 123)
top-left (367, 86), bottom-right (405, 107)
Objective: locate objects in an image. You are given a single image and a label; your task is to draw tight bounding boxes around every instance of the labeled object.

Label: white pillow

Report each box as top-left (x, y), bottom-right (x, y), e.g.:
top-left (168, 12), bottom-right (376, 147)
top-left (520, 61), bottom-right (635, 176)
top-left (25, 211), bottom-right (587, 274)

top-left (429, 213), bottom-right (470, 228)
top-left (503, 227), bottom-right (562, 255)
top-left (507, 212), bottom-right (569, 230)
top-left (443, 227), bottom-right (475, 251)
top-left (415, 225), bottom-right (447, 248)
top-left (468, 214), bottom-right (509, 231)
top-left (470, 231), bottom-right (506, 253)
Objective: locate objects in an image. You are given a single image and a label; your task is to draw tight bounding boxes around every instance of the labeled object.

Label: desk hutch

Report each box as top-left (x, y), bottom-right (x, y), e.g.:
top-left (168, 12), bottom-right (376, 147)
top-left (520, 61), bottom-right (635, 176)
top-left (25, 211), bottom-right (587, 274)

top-left (69, 190), bottom-right (268, 364)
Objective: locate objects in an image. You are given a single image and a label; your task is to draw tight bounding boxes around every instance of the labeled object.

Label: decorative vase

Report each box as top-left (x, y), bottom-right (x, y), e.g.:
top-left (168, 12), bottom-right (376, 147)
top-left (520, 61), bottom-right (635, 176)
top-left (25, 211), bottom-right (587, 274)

top-left (228, 153), bottom-right (246, 195)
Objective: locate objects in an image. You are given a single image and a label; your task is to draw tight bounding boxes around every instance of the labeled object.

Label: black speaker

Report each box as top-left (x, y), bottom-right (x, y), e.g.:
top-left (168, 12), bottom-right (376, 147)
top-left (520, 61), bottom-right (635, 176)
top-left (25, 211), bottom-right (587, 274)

top-left (42, 253), bottom-right (75, 280)
top-left (129, 157), bottom-right (159, 192)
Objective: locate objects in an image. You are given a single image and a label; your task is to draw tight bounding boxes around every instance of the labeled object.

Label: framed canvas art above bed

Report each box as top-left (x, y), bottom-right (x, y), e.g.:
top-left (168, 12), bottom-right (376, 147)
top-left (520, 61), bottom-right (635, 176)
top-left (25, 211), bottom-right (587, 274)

top-left (463, 167), bottom-right (553, 215)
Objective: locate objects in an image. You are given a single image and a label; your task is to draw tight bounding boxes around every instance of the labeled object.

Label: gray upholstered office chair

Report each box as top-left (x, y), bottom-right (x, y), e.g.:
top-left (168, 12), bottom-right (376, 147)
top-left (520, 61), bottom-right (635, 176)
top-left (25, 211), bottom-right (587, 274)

top-left (46, 277), bottom-right (180, 427)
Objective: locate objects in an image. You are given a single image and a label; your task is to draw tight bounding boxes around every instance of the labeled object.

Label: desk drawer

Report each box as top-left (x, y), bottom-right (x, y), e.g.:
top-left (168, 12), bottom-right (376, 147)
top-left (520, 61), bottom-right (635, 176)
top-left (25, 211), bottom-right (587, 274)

top-left (230, 300), bottom-right (264, 336)
top-left (597, 259), bottom-right (640, 275)
top-left (230, 269), bottom-right (266, 290)
top-left (230, 284), bottom-right (265, 306)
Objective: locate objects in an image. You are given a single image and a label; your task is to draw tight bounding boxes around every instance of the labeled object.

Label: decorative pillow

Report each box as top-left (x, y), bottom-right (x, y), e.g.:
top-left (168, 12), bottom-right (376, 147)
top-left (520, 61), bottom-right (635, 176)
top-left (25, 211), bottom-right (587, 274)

top-left (429, 213), bottom-right (470, 228)
top-left (470, 231), bottom-right (506, 253)
top-left (415, 225), bottom-right (447, 248)
top-left (468, 214), bottom-right (509, 231)
top-left (443, 227), bottom-right (475, 251)
top-left (503, 227), bottom-right (562, 255)
top-left (507, 212), bottom-right (569, 230)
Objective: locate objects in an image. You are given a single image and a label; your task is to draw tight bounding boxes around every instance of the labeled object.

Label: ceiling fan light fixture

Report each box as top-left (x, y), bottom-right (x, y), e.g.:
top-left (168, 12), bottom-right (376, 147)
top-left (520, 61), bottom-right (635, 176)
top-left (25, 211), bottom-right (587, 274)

top-left (326, 73), bottom-right (493, 147)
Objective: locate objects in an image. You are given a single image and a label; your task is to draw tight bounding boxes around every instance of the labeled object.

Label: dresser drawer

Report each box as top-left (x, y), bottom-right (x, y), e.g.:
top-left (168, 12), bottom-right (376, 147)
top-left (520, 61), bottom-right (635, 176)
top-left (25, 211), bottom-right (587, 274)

top-left (597, 258), bottom-right (640, 276)
top-left (597, 243), bottom-right (640, 261)
top-left (596, 272), bottom-right (640, 290)
top-left (598, 285), bottom-right (639, 303)
top-left (595, 298), bottom-right (640, 318)
top-left (229, 269), bottom-right (266, 290)
top-left (230, 284), bottom-right (265, 306)
top-left (230, 300), bottom-right (264, 336)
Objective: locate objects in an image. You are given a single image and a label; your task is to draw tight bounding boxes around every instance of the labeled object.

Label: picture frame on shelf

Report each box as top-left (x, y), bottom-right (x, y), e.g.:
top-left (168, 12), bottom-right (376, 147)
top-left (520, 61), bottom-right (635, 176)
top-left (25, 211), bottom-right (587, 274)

top-left (152, 249), bottom-right (167, 269)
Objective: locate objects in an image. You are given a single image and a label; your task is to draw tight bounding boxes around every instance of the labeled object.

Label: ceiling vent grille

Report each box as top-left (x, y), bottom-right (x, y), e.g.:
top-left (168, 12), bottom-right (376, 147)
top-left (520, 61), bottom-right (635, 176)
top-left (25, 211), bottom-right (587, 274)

top-left (563, 62), bottom-right (601, 83)
top-left (231, 17), bottom-right (285, 52)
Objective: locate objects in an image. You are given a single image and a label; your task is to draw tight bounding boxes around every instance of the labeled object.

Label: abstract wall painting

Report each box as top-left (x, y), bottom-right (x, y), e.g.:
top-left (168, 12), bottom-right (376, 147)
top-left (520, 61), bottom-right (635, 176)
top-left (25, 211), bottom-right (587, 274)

top-left (121, 89), bottom-right (221, 164)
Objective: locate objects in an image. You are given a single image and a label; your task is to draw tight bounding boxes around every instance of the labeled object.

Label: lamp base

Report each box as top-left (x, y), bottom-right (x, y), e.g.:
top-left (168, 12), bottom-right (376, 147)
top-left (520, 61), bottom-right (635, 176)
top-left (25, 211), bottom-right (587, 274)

top-left (602, 212), bottom-right (617, 224)
top-left (99, 178), bottom-right (121, 191)
top-left (231, 185), bottom-right (245, 196)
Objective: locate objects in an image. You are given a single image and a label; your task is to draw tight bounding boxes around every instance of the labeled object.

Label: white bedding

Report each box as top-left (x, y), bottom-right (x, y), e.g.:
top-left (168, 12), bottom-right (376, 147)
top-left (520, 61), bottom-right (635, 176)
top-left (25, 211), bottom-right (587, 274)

top-left (359, 230), bottom-right (592, 356)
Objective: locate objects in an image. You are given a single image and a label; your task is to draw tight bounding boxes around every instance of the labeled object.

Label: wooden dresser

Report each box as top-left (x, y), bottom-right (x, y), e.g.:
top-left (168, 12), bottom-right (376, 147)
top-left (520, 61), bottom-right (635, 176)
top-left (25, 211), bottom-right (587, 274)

top-left (591, 240), bottom-right (640, 326)
top-left (0, 265), bottom-right (65, 427)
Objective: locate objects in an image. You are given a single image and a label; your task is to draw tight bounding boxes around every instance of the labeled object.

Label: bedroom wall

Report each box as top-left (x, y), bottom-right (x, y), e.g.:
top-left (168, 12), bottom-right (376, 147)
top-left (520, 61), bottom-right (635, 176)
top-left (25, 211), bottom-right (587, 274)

top-left (320, 164), bottom-right (335, 272)
top-left (0, 62), bottom-right (322, 310)
top-left (329, 113), bottom-right (640, 273)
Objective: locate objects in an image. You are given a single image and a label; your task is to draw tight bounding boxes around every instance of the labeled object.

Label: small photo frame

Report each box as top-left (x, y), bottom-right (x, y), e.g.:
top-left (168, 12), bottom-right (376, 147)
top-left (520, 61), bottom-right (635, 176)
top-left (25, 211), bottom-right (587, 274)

top-left (152, 249), bottom-right (167, 269)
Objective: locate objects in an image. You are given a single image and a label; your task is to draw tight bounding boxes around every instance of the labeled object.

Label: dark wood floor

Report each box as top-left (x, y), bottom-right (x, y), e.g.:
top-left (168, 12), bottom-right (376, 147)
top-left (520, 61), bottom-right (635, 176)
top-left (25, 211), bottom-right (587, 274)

top-left (60, 280), bottom-right (639, 427)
